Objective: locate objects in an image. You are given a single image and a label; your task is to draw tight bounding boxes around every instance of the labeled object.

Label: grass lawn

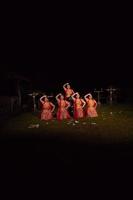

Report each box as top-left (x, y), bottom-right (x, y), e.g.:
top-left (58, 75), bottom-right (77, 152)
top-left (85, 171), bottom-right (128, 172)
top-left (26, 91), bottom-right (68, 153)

top-left (1, 104), bottom-right (133, 144)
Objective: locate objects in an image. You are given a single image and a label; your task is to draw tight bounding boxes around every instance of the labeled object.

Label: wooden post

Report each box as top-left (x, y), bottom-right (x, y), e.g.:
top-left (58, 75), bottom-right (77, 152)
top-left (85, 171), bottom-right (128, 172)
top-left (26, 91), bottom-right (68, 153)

top-left (94, 89), bottom-right (103, 105)
top-left (106, 87), bottom-right (117, 105)
top-left (28, 92), bottom-right (39, 112)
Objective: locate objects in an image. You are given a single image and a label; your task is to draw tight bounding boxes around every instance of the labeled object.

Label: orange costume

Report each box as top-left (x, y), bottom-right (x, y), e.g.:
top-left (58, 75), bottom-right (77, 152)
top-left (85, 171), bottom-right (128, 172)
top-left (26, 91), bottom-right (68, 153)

top-left (73, 99), bottom-right (84, 119)
top-left (57, 99), bottom-right (70, 120)
top-left (64, 88), bottom-right (74, 99)
top-left (41, 102), bottom-right (54, 120)
top-left (86, 99), bottom-right (98, 117)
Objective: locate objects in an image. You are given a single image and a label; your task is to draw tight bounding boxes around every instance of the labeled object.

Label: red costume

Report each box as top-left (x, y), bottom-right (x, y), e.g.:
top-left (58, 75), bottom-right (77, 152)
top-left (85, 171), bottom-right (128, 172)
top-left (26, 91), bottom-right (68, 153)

top-left (41, 102), bottom-right (53, 120)
top-left (64, 88), bottom-right (74, 99)
top-left (73, 99), bottom-right (84, 119)
top-left (86, 99), bottom-right (98, 117)
top-left (57, 99), bottom-right (70, 120)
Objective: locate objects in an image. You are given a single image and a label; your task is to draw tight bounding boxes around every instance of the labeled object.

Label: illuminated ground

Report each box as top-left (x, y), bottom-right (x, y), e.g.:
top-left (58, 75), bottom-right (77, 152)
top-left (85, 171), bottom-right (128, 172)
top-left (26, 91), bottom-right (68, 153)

top-left (1, 104), bottom-right (133, 144)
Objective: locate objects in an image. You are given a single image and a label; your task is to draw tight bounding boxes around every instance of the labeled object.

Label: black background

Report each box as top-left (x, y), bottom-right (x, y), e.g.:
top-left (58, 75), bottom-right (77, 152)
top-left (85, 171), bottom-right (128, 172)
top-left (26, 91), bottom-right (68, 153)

top-left (1, 8), bottom-right (132, 92)
top-left (0, 5), bottom-right (132, 198)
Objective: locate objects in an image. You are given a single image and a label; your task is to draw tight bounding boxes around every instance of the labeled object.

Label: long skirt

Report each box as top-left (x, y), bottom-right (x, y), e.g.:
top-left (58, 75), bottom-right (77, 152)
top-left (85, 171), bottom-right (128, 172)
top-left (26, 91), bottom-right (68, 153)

top-left (86, 107), bottom-right (98, 117)
top-left (74, 107), bottom-right (84, 119)
top-left (41, 109), bottom-right (53, 120)
top-left (57, 108), bottom-right (70, 120)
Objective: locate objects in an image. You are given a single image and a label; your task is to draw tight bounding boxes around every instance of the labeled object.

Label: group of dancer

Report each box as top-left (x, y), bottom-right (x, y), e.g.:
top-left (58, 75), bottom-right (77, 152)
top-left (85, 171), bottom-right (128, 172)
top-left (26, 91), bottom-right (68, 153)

top-left (40, 83), bottom-right (98, 121)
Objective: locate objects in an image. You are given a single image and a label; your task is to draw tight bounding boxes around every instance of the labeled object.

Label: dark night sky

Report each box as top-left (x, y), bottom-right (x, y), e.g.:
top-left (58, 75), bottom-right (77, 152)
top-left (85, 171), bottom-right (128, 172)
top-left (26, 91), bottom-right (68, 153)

top-left (1, 59), bottom-right (132, 93)
top-left (1, 9), bottom-right (132, 93)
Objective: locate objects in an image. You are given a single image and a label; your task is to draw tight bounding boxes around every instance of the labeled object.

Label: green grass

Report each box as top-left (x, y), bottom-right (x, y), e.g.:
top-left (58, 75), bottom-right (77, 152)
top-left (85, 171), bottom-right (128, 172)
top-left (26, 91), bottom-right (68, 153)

top-left (1, 104), bottom-right (133, 144)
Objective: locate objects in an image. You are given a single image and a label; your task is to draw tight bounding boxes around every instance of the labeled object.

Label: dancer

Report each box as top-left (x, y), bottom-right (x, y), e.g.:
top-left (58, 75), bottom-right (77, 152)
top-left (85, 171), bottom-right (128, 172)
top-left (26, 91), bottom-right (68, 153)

top-left (63, 83), bottom-right (74, 99)
top-left (63, 83), bottom-right (74, 116)
top-left (84, 93), bottom-right (98, 117)
top-left (40, 95), bottom-right (55, 120)
top-left (56, 93), bottom-right (70, 120)
top-left (72, 92), bottom-right (86, 119)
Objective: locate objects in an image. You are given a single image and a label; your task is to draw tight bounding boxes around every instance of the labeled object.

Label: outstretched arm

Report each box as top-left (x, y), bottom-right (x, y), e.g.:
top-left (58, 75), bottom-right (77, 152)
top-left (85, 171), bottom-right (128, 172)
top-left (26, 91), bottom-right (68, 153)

top-left (56, 93), bottom-right (61, 101)
top-left (40, 95), bottom-right (46, 104)
top-left (81, 99), bottom-right (86, 108)
top-left (63, 83), bottom-right (69, 90)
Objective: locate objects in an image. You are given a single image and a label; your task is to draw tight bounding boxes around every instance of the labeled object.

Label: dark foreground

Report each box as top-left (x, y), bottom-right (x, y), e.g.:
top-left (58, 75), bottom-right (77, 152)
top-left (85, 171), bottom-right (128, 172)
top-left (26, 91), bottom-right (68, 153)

top-left (0, 105), bottom-right (133, 198)
top-left (0, 133), bottom-right (132, 198)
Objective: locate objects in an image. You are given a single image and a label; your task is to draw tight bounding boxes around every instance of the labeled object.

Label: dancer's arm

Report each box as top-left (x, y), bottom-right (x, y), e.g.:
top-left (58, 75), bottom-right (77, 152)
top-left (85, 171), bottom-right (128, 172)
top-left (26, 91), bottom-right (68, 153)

top-left (63, 83), bottom-right (69, 90)
top-left (84, 94), bottom-right (90, 101)
top-left (56, 93), bottom-right (61, 101)
top-left (71, 92), bottom-right (78, 101)
top-left (94, 100), bottom-right (97, 108)
top-left (50, 103), bottom-right (55, 112)
top-left (66, 101), bottom-right (70, 109)
top-left (40, 95), bottom-right (46, 104)
top-left (71, 89), bottom-right (74, 95)
top-left (81, 99), bottom-right (86, 108)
